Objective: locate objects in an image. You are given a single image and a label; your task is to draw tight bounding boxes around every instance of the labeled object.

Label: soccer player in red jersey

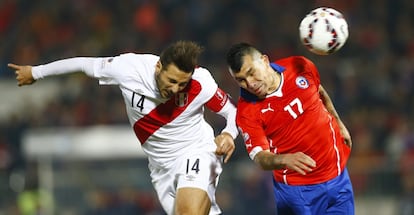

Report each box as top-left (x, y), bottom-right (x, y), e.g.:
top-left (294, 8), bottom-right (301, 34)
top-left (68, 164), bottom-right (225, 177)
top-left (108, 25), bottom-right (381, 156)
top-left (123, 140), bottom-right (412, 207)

top-left (226, 42), bottom-right (354, 214)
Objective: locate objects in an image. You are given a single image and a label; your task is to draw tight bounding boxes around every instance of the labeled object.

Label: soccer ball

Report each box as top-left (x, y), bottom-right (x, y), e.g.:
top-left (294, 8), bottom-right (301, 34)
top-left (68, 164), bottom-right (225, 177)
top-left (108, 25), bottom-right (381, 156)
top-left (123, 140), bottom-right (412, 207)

top-left (299, 7), bottom-right (349, 55)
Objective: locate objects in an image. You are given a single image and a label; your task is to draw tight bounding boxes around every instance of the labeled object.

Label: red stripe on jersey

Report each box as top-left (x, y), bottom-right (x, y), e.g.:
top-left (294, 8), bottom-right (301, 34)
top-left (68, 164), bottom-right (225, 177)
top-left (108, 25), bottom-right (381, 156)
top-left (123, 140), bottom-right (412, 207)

top-left (133, 80), bottom-right (201, 144)
top-left (205, 88), bottom-right (228, 112)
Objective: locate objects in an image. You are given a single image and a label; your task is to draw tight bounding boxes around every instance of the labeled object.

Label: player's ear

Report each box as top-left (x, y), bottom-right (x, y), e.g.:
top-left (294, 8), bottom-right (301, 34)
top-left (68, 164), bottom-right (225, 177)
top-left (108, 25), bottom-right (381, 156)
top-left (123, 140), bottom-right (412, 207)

top-left (262, 55), bottom-right (270, 64)
top-left (156, 60), bottom-right (162, 74)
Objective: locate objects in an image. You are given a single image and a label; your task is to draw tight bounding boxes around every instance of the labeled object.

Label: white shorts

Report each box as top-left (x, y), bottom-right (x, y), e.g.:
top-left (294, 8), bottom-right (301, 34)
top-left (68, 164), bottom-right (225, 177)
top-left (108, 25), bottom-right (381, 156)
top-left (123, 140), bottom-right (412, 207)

top-left (149, 150), bottom-right (223, 215)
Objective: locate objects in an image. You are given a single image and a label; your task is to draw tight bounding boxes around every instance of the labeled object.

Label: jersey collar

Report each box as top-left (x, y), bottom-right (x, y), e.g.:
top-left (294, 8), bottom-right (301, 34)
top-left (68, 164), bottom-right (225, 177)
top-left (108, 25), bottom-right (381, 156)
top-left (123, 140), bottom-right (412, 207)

top-left (270, 63), bottom-right (285, 73)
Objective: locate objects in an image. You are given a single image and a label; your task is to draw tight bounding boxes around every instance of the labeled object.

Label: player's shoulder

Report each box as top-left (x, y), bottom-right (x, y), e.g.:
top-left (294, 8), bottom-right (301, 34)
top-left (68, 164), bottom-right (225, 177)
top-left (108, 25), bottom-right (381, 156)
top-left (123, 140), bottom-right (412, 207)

top-left (179, 66), bottom-right (217, 97)
top-left (237, 96), bottom-right (262, 115)
top-left (275, 56), bottom-right (317, 75)
top-left (275, 56), bottom-right (313, 66)
top-left (193, 66), bottom-right (213, 79)
top-left (192, 66), bottom-right (217, 85)
top-left (238, 88), bottom-right (268, 106)
top-left (117, 53), bottom-right (158, 63)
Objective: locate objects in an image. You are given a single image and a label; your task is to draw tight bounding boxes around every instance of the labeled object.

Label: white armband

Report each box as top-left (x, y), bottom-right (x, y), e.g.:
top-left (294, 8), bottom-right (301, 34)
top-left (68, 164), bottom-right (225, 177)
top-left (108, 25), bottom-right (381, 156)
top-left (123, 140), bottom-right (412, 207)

top-left (249, 146), bottom-right (264, 161)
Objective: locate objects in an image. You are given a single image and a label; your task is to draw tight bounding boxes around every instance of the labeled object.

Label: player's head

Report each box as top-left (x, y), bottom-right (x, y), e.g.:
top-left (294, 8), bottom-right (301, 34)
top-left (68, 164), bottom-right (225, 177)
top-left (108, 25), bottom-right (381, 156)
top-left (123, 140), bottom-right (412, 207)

top-left (156, 41), bottom-right (203, 99)
top-left (226, 42), bottom-right (275, 98)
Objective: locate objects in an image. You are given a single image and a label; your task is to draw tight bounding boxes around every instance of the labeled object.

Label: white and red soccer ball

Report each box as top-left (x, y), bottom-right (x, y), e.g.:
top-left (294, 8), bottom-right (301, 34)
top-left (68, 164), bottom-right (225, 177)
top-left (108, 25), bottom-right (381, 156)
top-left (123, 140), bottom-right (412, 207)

top-left (299, 7), bottom-right (349, 55)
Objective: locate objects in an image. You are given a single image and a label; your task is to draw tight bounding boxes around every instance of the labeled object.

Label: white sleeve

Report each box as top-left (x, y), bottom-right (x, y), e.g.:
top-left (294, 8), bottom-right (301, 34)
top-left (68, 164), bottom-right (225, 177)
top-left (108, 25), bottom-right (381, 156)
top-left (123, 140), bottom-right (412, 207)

top-left (216, 99), bottom-right (239, 139)
top-left (195, 68), bottom-right (239, 139)
top-left (32, 57), bottom-right (98, 80)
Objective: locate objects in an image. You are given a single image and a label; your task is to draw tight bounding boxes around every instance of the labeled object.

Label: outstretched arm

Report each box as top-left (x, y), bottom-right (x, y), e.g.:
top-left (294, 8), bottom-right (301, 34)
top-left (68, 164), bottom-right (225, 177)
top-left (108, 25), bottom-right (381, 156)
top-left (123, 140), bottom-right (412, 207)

top-left (319, 85), bottom-right (352, 148)
top-left (8, 57), bottom-right (97, 87)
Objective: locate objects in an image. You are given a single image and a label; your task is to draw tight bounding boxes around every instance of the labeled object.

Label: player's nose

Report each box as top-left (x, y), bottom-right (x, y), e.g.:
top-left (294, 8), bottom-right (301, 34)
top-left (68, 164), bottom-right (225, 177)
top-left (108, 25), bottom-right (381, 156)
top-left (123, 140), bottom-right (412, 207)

top-left (170, 84), bottom-right (180, 94)
top-left (245, 78), bottom-right (256, 89)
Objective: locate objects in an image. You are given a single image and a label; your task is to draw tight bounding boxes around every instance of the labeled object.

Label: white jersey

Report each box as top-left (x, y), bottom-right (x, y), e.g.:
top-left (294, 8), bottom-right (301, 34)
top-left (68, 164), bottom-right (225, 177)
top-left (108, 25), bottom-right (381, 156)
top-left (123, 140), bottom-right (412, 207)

top-left (32, 53), bottom-right (238, 169)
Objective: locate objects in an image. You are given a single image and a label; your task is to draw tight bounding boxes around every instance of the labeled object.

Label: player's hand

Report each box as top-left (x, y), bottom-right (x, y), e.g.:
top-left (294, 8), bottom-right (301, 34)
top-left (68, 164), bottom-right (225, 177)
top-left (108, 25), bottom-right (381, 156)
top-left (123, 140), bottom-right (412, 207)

top-left (340, 126), bottom-right (352, 149)
top-left (279, 152), bottom-right (316, 175)
top-left (8, 63), bottom-right (36, 86)
top-left (214, 132), bottom-right (235, 164)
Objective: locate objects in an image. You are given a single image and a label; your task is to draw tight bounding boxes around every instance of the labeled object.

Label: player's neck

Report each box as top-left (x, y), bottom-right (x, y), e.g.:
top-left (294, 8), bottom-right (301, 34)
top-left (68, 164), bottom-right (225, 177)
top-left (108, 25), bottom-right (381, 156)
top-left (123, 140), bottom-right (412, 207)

top-left (267, 71), bottom-right (281, 94)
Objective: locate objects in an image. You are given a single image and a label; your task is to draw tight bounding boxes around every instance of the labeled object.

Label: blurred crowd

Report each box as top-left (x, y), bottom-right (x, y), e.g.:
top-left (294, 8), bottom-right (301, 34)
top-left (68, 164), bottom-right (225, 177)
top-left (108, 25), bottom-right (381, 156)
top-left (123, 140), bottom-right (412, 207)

top-left (1, 0), bottom-right (414, 214)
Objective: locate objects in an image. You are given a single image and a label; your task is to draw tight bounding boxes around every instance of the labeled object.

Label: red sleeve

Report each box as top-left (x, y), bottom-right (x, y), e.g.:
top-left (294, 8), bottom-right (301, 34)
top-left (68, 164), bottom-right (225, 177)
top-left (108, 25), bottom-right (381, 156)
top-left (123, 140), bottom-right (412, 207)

top-left (205, 88), bottom-right (229, 112)
top-left (236, 98), bottom-right (269, 154)
top-left (302, 56), bottom-right (321, 87)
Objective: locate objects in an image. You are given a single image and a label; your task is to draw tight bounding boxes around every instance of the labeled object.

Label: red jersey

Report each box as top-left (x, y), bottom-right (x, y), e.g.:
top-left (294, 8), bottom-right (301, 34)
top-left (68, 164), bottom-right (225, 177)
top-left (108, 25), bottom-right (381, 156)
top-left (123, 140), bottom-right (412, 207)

top-left (237, 56), bottom-right (351, 185)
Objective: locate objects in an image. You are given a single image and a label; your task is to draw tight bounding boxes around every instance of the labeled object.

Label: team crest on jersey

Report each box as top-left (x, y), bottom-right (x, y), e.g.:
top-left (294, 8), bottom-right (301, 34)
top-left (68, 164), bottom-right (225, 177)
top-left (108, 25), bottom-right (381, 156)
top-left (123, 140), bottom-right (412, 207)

top-left (296, 76), bottom-right (309, 89)
top-left (175, 92), bottom-right (188, 107)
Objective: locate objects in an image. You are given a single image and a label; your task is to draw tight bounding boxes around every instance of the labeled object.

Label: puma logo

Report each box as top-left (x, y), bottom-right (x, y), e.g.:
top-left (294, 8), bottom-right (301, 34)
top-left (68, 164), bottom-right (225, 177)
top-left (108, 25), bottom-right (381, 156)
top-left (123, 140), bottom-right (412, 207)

top-left (261, 103), bottom-right (274, 113)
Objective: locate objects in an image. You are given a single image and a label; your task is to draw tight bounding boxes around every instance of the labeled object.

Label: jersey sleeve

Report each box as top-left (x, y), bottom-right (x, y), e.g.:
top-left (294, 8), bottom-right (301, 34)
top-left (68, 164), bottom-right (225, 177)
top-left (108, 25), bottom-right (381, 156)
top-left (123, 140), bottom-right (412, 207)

top-left (31, 53), bottom-right (141, 87)
top-left (92, 53), bottom-right (137, 85)
top-left (193, 68), bottom-right (239, 139)
top-left (32, 57), bottom-right (97, 80)
top-left (236, 99), bottom-right (270, 160)
top-left (205, 87), bottom-right (228, 112)
top-left (206, 88), bottom-right (239, 139)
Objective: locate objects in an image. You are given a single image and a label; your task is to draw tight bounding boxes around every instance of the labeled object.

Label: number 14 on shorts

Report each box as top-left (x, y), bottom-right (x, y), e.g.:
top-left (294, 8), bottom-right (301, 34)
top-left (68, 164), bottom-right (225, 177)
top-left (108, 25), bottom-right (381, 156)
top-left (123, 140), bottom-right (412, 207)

top-left (186, 158), bottom-right (200, 174)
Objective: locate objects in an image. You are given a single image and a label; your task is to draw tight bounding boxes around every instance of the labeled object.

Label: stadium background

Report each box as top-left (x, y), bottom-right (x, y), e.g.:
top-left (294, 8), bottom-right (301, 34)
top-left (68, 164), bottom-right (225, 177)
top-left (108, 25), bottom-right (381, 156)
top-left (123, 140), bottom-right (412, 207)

top-left (0, 0), bottom-right (413, 214)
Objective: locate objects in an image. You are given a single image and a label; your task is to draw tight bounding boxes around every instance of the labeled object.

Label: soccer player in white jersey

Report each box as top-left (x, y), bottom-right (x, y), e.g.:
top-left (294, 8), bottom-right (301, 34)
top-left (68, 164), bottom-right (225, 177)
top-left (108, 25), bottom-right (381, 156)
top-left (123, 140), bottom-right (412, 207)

top-left (9, 40), bottom-right (239, 215)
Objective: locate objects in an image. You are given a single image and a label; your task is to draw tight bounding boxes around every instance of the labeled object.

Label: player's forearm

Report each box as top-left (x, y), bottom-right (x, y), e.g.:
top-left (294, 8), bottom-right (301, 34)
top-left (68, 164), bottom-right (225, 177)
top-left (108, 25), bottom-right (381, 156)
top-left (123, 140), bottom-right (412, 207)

top-left (254, 151), bottom-right (285, 170)
top-left (32, 57), bottom-right (97, 80)
top-left (319, 85), bottom-right (341, 120)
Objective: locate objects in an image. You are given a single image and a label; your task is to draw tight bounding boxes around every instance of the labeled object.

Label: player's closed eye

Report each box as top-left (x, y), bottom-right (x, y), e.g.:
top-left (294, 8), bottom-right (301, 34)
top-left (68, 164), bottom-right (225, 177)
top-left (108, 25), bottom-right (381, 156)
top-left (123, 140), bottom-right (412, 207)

top-left (169, 79), bottom-right (188, 89)
top-left (235, 78), bottom-right (246, 85)
top-left (247, 69), bottom-right (256, 77)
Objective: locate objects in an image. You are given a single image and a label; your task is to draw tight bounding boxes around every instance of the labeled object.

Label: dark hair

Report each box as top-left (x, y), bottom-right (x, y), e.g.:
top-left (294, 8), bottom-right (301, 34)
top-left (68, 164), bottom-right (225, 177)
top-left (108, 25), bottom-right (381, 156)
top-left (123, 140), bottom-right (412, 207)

top-left (226, 42), bottom-right (260, 73)
top-left (160, 40), bottom-right (204, 73)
